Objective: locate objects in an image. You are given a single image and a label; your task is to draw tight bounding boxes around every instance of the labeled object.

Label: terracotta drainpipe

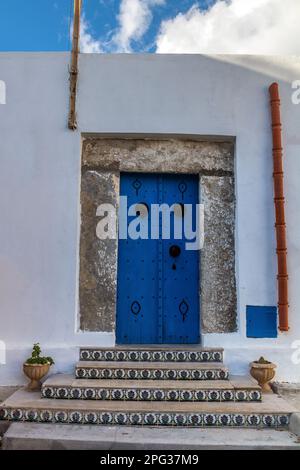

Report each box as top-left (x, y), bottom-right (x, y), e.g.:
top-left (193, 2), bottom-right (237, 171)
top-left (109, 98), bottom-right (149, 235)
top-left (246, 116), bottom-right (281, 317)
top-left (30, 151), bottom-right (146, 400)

top-left (269, 82), bottom-right (289, 331)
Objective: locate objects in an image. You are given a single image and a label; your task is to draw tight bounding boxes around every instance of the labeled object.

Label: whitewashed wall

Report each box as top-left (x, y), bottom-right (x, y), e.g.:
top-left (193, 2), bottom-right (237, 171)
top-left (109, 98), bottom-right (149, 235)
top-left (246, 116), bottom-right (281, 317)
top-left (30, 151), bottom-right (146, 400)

top-left (0, 53), bottom-right (300, 384)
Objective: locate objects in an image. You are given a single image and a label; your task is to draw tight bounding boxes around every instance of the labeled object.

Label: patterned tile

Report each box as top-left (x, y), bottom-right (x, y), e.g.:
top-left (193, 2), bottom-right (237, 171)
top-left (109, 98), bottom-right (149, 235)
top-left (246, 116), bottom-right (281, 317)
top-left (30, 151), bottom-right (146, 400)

top-left (195, 390), bottom-right (206, 401)
top-left (203, 414), bottom-right (217, 426)
top-left (11, 408), bottom-right (23, 421)
top-left (159, 413), bottom-right (172, 425)
top-left (221, 390), bottom-right (234, 401)
top-left (218, 414), bottom-right (232, 426)
top-left (69, 411), bottom-right (83, 424)
top-left (262, 415), bottom-right (276, 427)
top-left (277, 415), bottom-right (290, 426)
top-left (41, 384), bottom-right (262, 403)
top-left (130, 413), bottom-right (143, 425)
top-left (80, 350), bottom-right (91, 361)
top-left (125, 389), bottom-right (138, 400)
top-left (99, 412), bottom-right (113, 425)
top-left (42, 387), bottom-right (55, 399)
top-left (207, 390), bottom-right (221, 401)
top-left (111, 389), bottom-right (124, 400)
top-left (88, 368), bottom-right (99, 379)
top-left (114, 413), bottom-right (127, 425)
top-left (76, 366), bottom-right (228, 381)
top-left (79, 348), bottom-right (224, 363)
top-left (0, 407), bottom-right (291, 428)
top-left (235, 390), bottom-right (248, 402)
top-left (84, 388), bottom-right (96, 400)
top-left (232, 414), bottom-right (246, 426)
top-left (70, 387), bottom-right (82, 399)
top-left (180, 390), bottom-right (193, 401)
top-left (249, 390), bottom-right (262, 401)
top-left (25, 410), bottom-right (38, 422)
top-left (166, 390), bottom-right (178, 401)
top-left (76, 368), bottom-right (86, 379)
top-left (84, 412), bottom-right (98, 424)
top-left (54, 411), bottom-right (68, 423)
top-left (98, 389), bottom-right (109, 400)
top-left (188, 414), bottom-right (202, 426)
top-left (139, 390), bottom-right (151, 401)
top-left (57, 388), bottom-right (69, 399)
top-left (40, 410), bottom-right (53, 423)
top-left (92, 351), bottom-right (102, 361)
top-left (247, 414), bottom-right (261, 426)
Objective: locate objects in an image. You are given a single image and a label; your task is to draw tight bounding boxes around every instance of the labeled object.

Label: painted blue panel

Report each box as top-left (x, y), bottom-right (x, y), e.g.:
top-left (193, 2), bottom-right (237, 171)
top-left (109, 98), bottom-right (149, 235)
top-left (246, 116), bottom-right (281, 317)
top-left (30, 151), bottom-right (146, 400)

top-left (116, 173), bottom-right (200, 344)
top-left (117, 174), bottom-right (159, 344)
top-left (162, 175), bottom-right (200, 344)
top-left (246, 305), bottom-right (278, 338)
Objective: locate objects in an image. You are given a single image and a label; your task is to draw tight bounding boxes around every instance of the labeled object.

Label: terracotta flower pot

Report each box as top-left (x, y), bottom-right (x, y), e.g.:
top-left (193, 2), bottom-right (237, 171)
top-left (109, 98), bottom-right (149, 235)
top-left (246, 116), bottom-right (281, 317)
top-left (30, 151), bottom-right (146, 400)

top-left (250, 362), bottom-right (277, 393)
top-left (23, 363), bottom-right (50, 391)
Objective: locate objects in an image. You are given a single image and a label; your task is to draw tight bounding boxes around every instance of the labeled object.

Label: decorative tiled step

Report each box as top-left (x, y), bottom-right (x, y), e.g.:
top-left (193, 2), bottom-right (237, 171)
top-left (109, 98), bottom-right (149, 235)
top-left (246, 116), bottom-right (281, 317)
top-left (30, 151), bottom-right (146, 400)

top-left (0, 389), bottom-right (295, 428)
top-left (80, 347), bottom-right (223, 363)
top-left (42, 374), bottom-right (262, 402)
top-left (75, 361), bottom-right (229, 381)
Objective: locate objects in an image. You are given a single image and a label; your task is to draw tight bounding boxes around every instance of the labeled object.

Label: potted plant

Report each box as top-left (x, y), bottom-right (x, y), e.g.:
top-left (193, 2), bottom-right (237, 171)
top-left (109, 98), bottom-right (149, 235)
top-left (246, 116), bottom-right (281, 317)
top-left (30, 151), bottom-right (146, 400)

top-left (250, 356), bottom-right (277, 392)
top-left (23, 343), bottom-right (54, 391)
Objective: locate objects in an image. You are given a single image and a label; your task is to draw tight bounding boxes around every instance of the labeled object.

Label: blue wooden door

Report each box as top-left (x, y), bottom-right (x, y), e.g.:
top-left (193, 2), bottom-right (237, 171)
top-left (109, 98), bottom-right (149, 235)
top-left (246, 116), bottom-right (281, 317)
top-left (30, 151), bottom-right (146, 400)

top-left (116, 173), bottom-right (200, 344)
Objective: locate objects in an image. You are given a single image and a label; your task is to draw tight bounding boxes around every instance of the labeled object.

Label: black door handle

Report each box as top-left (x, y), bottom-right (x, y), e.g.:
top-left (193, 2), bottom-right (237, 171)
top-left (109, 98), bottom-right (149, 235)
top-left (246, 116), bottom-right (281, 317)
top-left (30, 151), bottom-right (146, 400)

top-left (169, 245), bottom-right (181, 258)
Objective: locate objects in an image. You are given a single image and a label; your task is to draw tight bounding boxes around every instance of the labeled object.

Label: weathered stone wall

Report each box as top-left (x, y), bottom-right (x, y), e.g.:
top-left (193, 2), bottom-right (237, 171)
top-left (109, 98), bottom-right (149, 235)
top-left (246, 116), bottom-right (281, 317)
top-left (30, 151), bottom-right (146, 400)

top-left (80, 138), bottom-right (236, 335)
top-left (200, 176), bottom-right (237, 333)
top-left (79, 170), bottom-right (119, 331)
top-left (82, 139), bottom-right (234, 174)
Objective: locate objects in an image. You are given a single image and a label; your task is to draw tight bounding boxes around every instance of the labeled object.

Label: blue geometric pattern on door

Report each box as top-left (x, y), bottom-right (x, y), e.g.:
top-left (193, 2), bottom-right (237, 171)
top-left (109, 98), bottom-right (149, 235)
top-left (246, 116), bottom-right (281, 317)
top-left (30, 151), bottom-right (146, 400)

top-left (117, 173), bottom-right (200, 344)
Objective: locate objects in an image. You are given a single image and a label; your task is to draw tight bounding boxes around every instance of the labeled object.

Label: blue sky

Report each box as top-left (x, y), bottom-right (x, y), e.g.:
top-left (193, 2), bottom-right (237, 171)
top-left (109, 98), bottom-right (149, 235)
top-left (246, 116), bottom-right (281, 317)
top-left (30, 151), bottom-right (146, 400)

top-left (0, 0), bottom-right (211, 52)
top-left (0, 0), bottom-right (299, 54)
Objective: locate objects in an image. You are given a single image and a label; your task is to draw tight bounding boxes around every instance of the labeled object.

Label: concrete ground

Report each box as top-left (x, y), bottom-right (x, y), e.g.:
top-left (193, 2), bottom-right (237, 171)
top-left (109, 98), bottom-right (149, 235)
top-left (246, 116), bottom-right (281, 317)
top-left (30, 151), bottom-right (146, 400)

top-left (272, 383), bottom-right (300, 410)
top-left (0, 387), bottom-right (20, 402)
top-left (0, 387), bottom-right (20, 442)
top-left (2, 423), bottom-right (300, 450)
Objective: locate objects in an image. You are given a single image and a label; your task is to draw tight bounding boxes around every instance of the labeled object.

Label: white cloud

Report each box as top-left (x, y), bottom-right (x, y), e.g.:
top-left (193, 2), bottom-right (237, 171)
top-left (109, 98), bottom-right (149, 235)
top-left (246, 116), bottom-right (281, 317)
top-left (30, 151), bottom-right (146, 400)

top-left (114, 0), bottom-right (165, 52)
top-left (80, 16), bottom-right (102, 53)
top-left (156, 0), bottom-right (300, 54)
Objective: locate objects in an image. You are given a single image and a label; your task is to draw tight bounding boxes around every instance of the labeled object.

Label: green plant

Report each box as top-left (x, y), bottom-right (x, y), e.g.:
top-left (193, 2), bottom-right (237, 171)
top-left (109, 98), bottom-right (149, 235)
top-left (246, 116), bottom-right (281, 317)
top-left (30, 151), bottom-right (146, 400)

top-left (25, 343), bottom-right (55, 366)
top-left (254, 356), bottom-right (271, 365)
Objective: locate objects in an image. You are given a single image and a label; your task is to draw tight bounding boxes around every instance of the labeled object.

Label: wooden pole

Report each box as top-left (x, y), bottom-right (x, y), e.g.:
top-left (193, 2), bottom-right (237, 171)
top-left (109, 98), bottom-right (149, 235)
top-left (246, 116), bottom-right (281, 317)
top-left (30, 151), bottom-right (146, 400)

top-left (68, 0), bottom-right (82, 130)
top-left (269, 82), bottom-right (289, 331)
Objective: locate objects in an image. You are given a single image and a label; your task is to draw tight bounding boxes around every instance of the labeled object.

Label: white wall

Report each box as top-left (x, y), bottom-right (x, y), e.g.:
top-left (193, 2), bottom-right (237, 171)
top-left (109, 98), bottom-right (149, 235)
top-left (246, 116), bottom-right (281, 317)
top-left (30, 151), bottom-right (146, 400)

top-left (0, 53), bottom-right (300, 384)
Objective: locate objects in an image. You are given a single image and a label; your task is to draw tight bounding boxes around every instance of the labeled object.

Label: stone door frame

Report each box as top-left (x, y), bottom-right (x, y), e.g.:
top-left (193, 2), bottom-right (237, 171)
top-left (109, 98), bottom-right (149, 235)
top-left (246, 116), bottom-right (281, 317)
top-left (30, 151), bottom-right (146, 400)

top-left (79, 136), bottom-right (237, 338)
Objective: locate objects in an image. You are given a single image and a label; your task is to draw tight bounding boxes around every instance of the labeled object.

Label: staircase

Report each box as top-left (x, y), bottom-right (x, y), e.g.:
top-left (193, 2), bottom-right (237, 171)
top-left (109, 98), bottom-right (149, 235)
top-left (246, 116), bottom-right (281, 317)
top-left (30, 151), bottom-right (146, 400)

top-left (0, 346), bottom-right (295, 428)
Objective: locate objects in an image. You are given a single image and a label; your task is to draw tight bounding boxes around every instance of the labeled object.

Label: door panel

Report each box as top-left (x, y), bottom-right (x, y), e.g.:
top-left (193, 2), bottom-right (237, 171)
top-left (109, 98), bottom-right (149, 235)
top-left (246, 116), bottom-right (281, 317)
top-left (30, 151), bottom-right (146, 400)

top-left (117, 174), bottom-right (159, 344)
top-left (116, 173), bottom-right (200, 344)
top-left (162, 175), bottom-right (200, 343)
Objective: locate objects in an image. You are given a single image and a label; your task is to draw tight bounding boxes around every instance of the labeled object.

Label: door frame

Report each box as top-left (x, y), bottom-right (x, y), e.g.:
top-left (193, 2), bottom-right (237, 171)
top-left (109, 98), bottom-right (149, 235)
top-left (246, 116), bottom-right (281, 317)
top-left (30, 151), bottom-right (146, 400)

top-left (79, 137), bottom-right (237, 338)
